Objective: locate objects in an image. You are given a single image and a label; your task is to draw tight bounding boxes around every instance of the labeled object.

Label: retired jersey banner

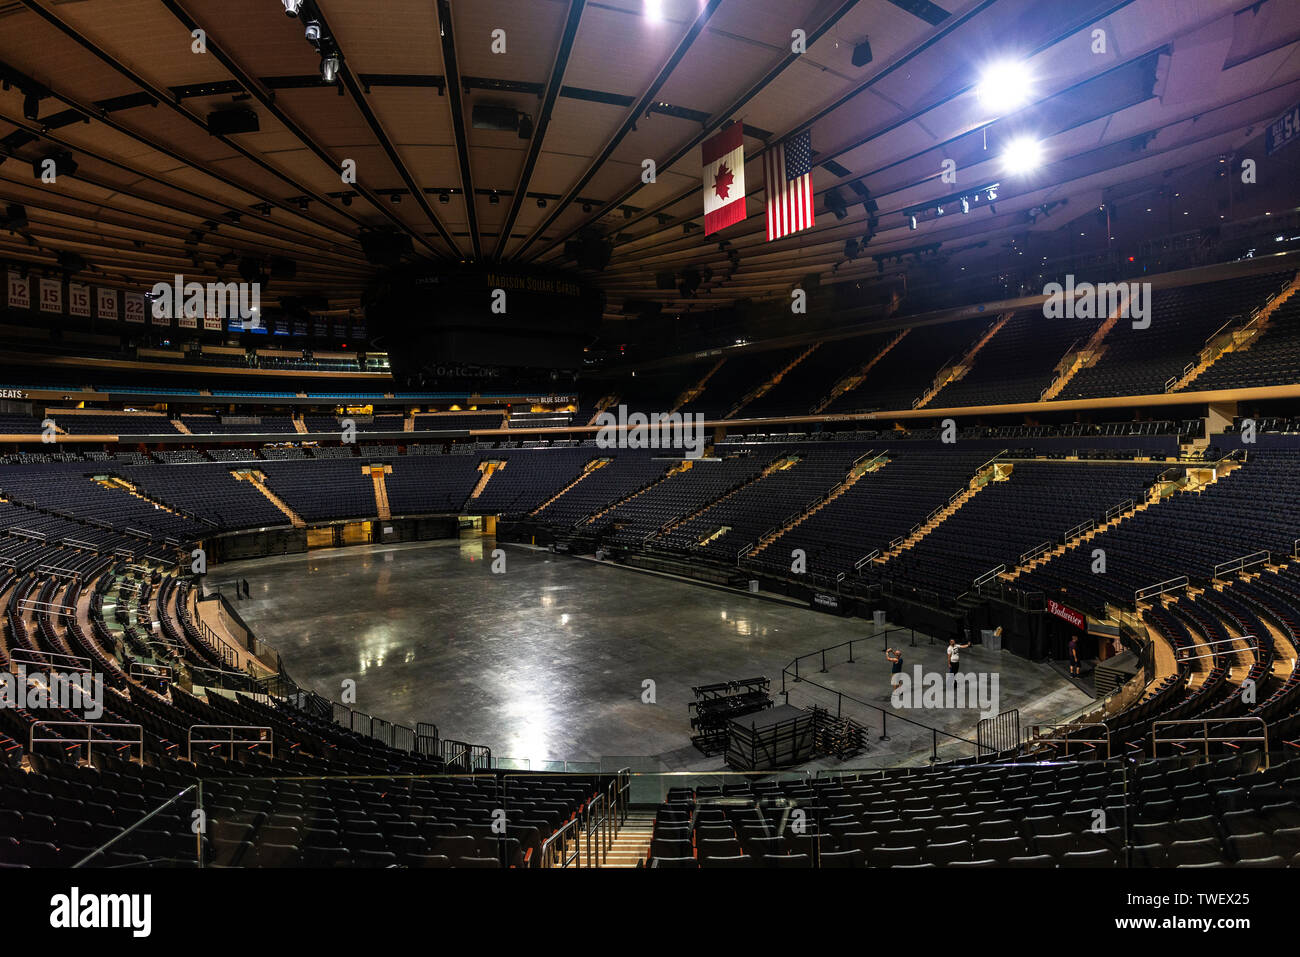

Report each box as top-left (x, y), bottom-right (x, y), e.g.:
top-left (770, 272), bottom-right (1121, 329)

top-left (178, 311), bottom-right (197, 329)
top-left (124, 292), bottom-right (146, 323)
top-left (96, 287), bottom-right (118, 321)
top-left (68, 283), bottom-right (91, 318)
top-left (702, 123), bottom-right (746, 235)
top-left (38, 278), bottom-right (62, 314)
top-left (293, 319), bottom-right (308, 337)
top-left (7, 271), bottom-right (30, 310)
top-left (202, 314), bottom-right (222, 331)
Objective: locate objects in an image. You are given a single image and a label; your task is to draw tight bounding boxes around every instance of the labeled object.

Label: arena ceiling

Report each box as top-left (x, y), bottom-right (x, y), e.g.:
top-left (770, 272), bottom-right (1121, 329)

top-left (0, 0), bottom-right (1297, 320)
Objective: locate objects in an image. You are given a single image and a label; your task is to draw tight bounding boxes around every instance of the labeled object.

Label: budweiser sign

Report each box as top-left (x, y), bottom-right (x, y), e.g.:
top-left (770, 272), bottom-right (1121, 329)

top-left (1047, 599), bottom-right (1086, 629)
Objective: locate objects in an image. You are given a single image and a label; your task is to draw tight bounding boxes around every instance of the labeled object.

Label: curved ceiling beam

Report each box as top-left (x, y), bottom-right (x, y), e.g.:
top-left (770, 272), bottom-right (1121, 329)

top-left (522, 0), bottom-right (865, 265)
top-left (492, 0), bottom-right (587, 262)
top-left (434, 0), bottom-right (480, 261)
top-left (509, 0), bottom-right (726, 261)
top-left (160, 0), bottom-right (452, 260)
top-left (0, 110), bottom-right (369, 266)
top-left (14, 0), bottom-right (371, 243)
top-left (309, 0), bottom-right (461, 258)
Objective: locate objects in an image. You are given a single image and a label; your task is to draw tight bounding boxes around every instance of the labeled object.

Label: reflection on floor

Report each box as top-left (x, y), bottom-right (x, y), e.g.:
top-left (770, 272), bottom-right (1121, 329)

top-left (219, 538), bottom-right (1091, 770)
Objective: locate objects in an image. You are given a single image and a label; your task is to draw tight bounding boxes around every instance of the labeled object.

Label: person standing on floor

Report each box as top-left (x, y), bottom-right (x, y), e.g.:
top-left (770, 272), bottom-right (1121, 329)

top-left (1068, 633), bottom-right (1081, 677)
top-left (886, 646), bottom-right (904, 696)
top-left (946, 637), bottom-right (970, 675)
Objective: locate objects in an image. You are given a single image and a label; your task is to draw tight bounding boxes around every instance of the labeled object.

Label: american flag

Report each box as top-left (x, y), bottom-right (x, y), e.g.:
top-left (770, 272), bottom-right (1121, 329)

top-left (765, 130), bottom-right (815, 241)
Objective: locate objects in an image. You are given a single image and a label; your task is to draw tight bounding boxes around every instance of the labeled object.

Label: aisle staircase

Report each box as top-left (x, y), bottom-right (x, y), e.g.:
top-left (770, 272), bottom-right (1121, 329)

top-left (1040, 303), bottom-right (1126, 401)
top-left (470, 461), bottom-right (504, 499)
top-left (914, 312), bottom-right (1012, 409)
top-left (727, 343), bottom-right (820, 418)
top-left (234, 470), bottom-right (306, 528)
top-left (366, 464), bottom-right (392, 521)
top-left (875, 460), bottom-right (1007, 563)
top-left (530, 458), bottom-right (610, 517)
top-left (811, 329), bottom-right (907, 413)
top-left (671, 357), bottom-right (726, 413)
top-left (583, 460), bottom-right (692, 525)
top-left (658, 454), bottom-right (798, 541)
top-left (748, 452), bottom-right (886, 557)
top-left (601, 810), bottom-right (654, 868)
top-left (1173, 273), bottom-right (1300, 391)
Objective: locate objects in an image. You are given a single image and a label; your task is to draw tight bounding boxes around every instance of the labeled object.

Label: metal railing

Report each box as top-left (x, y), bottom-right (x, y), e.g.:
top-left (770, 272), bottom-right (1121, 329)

top-left (540, 815), bottom-right (581, 868)
top-left (130, 661), bottom-right (174, 684)
top-left (1019, 541), bottom-right (1052, 564)
top-left (187, 725), bottom-right (273, 760)
top-left (584, 790), bottom-right (612, 867)
top-left (1150, 717), bottom-right (1270, 765)
top-left (8, 647), bottom-right (91, 673)
top-left (1063, 518), bottom-right (1095, 541)
top-left (1175, 635), bottom-right (1257, 665)
top-left (1104, 499), bottom-right (1134, 521)
top-left (1135, 576), bottom-right (1188, 602)
top-left (1029, 722), bottom-right (1112, 758)
top-left (72, 784), bottom-right (197, 868)
top-left (1213, 549), bottom-right (1270, 580)
top-left (16, 597), bottom-right (76, 618)
top-left (30, 721), bottom-right (143, 762)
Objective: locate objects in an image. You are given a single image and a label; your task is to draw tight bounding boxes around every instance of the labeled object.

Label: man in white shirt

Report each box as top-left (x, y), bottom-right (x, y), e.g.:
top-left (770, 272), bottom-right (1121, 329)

top-left (946, 637), bottom-right (970, 675)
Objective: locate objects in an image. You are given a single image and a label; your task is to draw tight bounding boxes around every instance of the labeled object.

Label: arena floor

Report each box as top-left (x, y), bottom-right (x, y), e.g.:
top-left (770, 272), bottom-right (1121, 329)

top-left (217, 537), bottom-right (1091, 770)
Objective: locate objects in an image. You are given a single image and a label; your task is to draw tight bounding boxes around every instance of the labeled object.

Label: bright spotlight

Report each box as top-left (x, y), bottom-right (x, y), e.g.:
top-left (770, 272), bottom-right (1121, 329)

top-left (282, 0), bottom-right (303, 15)
top-left (645, 0), bottom-right (663, 21)
top-left (977, 60), bottom-right (1033, 112)
top-left (1002, 136), bottom-right (1044, 175)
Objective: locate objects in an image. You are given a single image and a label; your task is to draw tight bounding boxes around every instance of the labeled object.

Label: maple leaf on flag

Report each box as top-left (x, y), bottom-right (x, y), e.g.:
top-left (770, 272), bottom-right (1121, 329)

top-left (713, 162), bottom-right (735, 201)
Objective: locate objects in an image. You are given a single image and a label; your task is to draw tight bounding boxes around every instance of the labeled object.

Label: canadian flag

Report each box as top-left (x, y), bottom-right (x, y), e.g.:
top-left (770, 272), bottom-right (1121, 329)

top-left (701, 124), bottom-right (746, 235)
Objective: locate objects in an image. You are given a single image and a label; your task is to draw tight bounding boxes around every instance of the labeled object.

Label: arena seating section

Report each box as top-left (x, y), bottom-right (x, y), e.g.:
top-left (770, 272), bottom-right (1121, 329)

top-left (3, 265), bottom-right (1300, 869)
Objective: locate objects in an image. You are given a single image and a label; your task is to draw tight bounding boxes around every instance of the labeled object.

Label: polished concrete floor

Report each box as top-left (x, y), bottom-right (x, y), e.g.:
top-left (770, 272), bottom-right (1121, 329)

top-left (220, 537), bottom-right (1091, 770)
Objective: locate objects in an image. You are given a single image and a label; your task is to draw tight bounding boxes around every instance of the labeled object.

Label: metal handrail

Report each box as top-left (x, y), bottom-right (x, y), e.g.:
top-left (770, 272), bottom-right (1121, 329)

top-left (73, 784), bottom-right (197, 868)
top-left (854, 550), bottom-right (879, 570)
top-left (186, 725), bottom-right (273, 760)
top-left (540, 815), bottom-right (581, 868)
top-left (129, 661), bottom-right (173, 684)
top-left (1212, 549), bottom-right (1270, 580)
top-left (1029, 722), bottom-right (1112, 758)
top-left (584, 791), bottom-right (610, 868)
top-left (1135, 576), bottom-right (1188, 602)
top-left (1150, 717), bottom-right (1269, 766)
top-left (30, 721), bottom-right (143, 762)
top-left (1019, 541), bottom-right (1052, 564)
top-left (1105, 500), bottom-right (1134, 521)
top-left (1063, 518), bottom-right (1095, 541)
top-left (17, 598), bottom-right (77, 618)
top-left (1175, 635), bottom-right (1258, 664)
top-left (972, 565), bottom-right (1006, 588)
top-left (8, 648), bottom-right (91, 673)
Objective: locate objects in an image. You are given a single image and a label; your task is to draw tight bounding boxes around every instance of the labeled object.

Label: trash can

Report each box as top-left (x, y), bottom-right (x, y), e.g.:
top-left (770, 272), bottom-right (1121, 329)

top-left (873, 610), bottom-right (887, 628)
top-left (748, 580), bottom-right (760, 593)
